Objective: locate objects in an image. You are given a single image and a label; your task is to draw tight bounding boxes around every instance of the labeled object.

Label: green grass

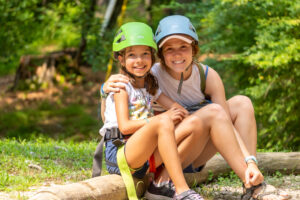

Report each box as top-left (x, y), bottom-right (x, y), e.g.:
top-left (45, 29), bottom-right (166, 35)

top-left (0, 137), bottom-right (101, 192)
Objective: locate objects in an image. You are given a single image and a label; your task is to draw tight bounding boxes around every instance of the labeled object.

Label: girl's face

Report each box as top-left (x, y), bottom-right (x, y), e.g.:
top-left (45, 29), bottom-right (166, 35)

top-left (161, 38), bottom-right (193, 73)
top-left (119, 45), bottom-right (152, 77)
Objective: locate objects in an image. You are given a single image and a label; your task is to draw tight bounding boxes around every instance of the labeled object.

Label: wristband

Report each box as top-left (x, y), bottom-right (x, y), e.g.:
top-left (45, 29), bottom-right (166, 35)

top-left (245, 155), bottom-right (258, 165)
top-left (100, 83), bottom-right (108, 99)
top-left (145, 118), bottom-right (149, 123)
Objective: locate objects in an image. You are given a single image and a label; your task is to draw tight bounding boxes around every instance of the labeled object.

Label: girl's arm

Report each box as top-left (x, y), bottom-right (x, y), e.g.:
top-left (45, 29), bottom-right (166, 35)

top-left (114, 88), bottom-right (147, 135)
top-left (103, 74), bottom-right (129, 93)
top-left (100, 97), bottom-right (106, 122)
top-left (204, 67), bottom-right (230, 115)
top-left (155, 93), bottom-right (188, 125)
top-left (156, 93), bottom-right (188, 115)
top-left (205, 67), bottom-right (251, 157)
top-left (100, 74), bottom-right (129, 121)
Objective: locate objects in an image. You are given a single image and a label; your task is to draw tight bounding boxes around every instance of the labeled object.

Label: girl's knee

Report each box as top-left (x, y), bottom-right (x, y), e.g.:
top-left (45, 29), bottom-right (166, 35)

top-left (157, 115), bottom-right (174, 132)
top-left (206, 103), bottom-right (227, 117)
top-left (206, 103), bottom-right (231, 123)
top-left (232, 95), bottom-right (254, 114)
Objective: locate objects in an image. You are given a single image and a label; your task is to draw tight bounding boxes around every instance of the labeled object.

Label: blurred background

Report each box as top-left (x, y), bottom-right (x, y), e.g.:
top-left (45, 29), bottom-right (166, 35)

top-left (0, 0), bottom-right (299, 151)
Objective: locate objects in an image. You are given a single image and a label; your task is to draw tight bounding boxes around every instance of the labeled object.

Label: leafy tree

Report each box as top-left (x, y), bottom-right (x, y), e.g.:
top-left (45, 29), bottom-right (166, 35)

top-left (199, 0), bottom-right (300, 150)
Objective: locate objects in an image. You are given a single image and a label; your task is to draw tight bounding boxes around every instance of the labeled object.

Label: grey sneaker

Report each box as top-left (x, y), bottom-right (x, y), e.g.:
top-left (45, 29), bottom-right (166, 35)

top-left (173, 189), bottom-right (204, 200)
top-left (144, 181), bottom-right (175, 200)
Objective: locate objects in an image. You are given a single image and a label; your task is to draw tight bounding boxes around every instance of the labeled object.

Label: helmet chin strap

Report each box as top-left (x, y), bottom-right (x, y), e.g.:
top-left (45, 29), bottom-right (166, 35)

top-left (177, 61), bottom-right (193, 95)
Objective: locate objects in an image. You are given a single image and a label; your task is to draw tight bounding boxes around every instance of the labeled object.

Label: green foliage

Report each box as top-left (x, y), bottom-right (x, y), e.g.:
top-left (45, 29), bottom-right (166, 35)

top-left (0, 0), bottom-right (82, 75)
top-left (197, 0), bottom-right (299, 150)
top-left (0, 101), bottom-right (99, 141)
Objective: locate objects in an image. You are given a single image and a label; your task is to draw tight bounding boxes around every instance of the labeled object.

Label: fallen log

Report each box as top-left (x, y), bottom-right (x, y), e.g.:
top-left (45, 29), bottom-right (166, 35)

top-left (29, 152), bottom-right (300, 200)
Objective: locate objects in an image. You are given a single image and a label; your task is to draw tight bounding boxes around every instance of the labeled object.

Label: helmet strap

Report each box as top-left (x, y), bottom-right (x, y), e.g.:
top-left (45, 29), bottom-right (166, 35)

top-left (177, 62), bottom-right (193, 95)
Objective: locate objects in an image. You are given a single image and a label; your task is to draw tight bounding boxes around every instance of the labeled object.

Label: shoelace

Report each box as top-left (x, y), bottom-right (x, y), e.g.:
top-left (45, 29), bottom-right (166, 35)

top-left (174, 189), bottom-right (204, 200)
top-left (188, 192), bottom-right (204, 200)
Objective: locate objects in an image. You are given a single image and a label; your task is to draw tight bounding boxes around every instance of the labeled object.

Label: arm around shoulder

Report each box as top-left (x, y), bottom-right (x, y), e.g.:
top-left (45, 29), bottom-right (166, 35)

top-left (205, 67), bottom-right (230, 115)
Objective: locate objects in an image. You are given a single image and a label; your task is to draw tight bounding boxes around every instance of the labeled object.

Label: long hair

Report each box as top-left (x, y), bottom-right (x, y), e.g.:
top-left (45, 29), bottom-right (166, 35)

top-left (116, 47), bottom-right (159, 96)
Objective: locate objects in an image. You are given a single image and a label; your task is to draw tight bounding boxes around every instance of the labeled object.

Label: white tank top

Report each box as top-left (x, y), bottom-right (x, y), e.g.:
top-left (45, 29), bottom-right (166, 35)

top-left (151, 63), bottom-right (206, 109)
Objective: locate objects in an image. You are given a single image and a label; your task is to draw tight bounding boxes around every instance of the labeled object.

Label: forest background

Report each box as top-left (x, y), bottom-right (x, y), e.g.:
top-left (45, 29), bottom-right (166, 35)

top-left (0, 0), bottom-right (299, 195)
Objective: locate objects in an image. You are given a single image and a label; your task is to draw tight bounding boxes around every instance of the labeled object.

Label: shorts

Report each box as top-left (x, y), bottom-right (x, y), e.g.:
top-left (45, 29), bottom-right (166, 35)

top-left (186, 99), bottom-right (212, 114)
top-left (105, 140), bottom-right (149, 179)
top-left (183, 164), bottom-right (205, 173)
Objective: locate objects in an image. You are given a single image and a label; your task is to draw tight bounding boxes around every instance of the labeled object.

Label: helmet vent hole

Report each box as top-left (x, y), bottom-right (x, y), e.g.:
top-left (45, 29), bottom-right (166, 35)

top-left (116, 35), bottom-right (126, 43)
top-left (189, 24), bottom-right (196, 33)
top-left (115, 30), bottom-right (122, 37)
top-left (155, 27), bottom-right (161, 36)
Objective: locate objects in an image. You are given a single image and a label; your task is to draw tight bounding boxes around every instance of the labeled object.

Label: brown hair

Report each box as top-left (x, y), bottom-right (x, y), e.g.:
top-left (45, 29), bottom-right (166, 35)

top-left (117, 47), bottom-right (158, 96)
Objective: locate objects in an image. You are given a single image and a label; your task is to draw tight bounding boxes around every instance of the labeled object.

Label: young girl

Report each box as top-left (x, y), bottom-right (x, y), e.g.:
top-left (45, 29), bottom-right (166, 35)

top-left (101, 22), bottom-right (204, 200)
top-left (102, 17), bottom-right (289, 200)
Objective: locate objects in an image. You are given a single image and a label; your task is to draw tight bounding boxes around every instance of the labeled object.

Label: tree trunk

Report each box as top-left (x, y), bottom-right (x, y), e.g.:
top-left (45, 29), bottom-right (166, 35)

top-left (29, 152), bottom-right (300, 200)
top-left (75, 0), bottom-right (97, 68)
top-left (11, 48), bottom-right (78, 91)
top-left (145, 0), bottom-right (152, 26)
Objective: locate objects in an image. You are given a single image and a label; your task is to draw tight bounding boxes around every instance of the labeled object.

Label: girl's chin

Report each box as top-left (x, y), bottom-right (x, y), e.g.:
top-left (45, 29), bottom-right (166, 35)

top-left (167, 66), bottom-right (186, 73)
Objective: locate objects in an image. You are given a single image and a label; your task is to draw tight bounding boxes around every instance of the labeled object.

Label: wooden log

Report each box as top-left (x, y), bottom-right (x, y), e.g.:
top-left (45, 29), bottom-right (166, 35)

top-left (29, 152), bottom-right (300, 200)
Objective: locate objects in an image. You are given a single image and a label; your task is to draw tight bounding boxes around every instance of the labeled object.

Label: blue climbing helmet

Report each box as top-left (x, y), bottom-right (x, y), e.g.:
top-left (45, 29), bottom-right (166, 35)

top-left (155, 15), bottom-right (199, 47)
top-left (155, 15), bottom-right (199, 95)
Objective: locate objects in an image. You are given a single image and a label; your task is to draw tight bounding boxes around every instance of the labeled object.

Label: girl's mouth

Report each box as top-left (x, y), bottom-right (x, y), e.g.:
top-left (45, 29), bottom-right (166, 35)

top-left (173, 60), bottom-right (185, 64)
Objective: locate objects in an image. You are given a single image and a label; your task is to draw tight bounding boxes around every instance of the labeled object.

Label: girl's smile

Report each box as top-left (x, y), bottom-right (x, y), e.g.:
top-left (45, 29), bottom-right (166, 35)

top-left (119, 45), bottom-right (152, 78)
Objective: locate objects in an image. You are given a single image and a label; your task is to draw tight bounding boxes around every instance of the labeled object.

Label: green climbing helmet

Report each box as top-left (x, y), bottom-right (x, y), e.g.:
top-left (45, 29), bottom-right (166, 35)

top-left (113, 22), bottom-right (157, 53)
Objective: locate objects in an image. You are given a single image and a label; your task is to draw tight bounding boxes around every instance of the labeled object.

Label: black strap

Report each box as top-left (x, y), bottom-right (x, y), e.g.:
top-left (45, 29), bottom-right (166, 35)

top-left (195, 62), bottom-right (206, 94)
top-left (92, 128), bottom-right (126, 177)
top-left (92, 136), bottom-right (104, 177)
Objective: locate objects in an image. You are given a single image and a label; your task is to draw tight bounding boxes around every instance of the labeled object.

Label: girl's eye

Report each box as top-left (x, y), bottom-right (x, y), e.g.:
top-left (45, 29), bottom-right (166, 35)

top-left (164, 48), bottom-right (172, 52)
top-left (144, 52), bottom-right (150, 55)
top-left (181, 45), bottom-right (187, 49)
top-left (128, 53), bottom-right (135, 57)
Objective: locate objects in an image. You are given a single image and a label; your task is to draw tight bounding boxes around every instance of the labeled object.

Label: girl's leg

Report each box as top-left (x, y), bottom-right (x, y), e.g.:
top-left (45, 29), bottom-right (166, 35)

top-left (154, 104), bottom-right (248, 183)
top-left (125, 114), bottom-right (189, 194)
top-left (227, 95), bottom-right (257, 156)
top-left (177, 104), bottom-right (249, 182)
top-left (185, 95), bottom-right (257, 168)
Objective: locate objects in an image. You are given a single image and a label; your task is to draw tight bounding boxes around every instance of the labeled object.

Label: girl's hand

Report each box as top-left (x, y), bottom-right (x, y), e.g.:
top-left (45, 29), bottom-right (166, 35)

top-left (170, 103), bottom-right (189, 117)
top-left (103, 74), bottom-right (129, 93)
top-left (245, 162), bottom-right (264, 188)
top-left (164, 107), bottom-right (186, 125)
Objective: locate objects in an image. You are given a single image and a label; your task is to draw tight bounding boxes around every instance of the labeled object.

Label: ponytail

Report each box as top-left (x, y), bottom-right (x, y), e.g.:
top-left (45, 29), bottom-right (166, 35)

top-left (145, 72), bottom-right (158, 96)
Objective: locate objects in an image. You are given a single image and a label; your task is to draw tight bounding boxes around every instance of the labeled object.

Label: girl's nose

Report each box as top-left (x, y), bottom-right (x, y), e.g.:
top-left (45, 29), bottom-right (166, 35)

top-left (173, 49), bottom-right (181, 56)
top-left (136, 56), bottom-right (143, 62)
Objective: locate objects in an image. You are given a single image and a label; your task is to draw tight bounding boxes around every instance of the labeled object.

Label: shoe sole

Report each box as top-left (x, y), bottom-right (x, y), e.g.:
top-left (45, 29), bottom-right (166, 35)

top-left (144, 191), bottom-right (173, 200)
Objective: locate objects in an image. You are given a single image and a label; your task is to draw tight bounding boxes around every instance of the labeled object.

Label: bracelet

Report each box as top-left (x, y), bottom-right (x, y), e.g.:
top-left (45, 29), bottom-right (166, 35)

top-left (100, 83), bottom-right (108, 99)
top-left (245, 155), bottom-right (258, 165)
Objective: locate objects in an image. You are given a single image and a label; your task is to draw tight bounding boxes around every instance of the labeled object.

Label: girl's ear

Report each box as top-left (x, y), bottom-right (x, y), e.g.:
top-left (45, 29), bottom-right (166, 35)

top-left (118, 55), bottom-right (125, 66)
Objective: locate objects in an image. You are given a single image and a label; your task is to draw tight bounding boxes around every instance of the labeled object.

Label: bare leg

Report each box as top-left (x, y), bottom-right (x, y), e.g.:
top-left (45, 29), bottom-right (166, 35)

top-left (154, 104), bottom-right (249, 183)
top-left (227, 95), bottom-right (257, 156)
top-left (192, 95), bottom-right (257, 167)
top-left (125, 114), bottom-right (189, 194)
